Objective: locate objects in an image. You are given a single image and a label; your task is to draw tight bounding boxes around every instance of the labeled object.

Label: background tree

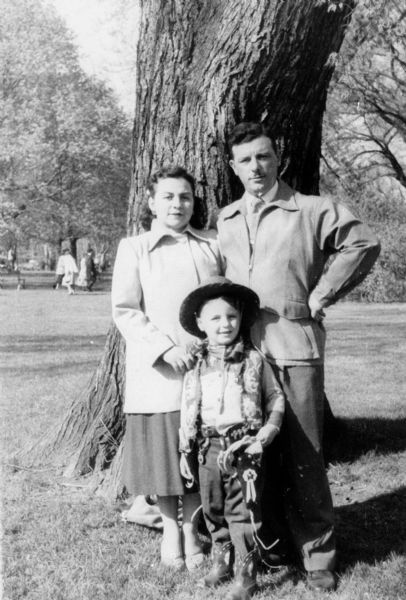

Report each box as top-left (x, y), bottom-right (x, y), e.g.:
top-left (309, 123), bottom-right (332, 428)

top-left (0, 0), bottom-right (131, 258)
top-left (321, 0), bottom-right (406, 300)
top-left (25, 0), bottom-right (357, 496)
top-left (323, 0), bottom-right (406, 192)
top-left (51, 0), bottom-right (140, 116)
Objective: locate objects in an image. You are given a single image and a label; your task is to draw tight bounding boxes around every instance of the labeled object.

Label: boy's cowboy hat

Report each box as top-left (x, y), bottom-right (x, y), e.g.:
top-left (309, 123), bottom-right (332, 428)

top-left (179, 275), bottom-right (260, 338)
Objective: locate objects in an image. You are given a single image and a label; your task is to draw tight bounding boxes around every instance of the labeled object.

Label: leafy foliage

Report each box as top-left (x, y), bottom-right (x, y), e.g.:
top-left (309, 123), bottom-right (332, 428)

top-left (0, 0), bottom-right (131, 250)
top-left (323, 0), bottom-right (406, 194)
top-left (321, 0), bottom-right (406, 301)
top-left (347, 194), bottom-right (406, 301)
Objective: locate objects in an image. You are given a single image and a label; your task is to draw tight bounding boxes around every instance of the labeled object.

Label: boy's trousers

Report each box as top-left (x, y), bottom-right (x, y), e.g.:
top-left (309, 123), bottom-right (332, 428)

top-left (198, 437), bottom-right (263, 558)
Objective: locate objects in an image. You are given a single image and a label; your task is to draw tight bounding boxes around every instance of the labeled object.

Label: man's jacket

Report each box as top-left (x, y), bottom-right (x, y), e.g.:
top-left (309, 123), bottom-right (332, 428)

top-left (217, 181), bottom-right (380, 321)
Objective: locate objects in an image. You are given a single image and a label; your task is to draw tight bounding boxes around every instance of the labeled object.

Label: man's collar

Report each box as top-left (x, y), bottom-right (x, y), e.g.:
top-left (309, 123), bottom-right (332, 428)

top-left (263, 180), bottom-right (279, 202)
top-left (222, 180), bottom-right (299, 219)
top-left (148, 220), bottom-right (210, 251)
top-left (271, 180), bottom-right (299, 211)
top-left (246, 180), bottom-right (278, 205)
top-left (245, 180), bottom-right (299, 211)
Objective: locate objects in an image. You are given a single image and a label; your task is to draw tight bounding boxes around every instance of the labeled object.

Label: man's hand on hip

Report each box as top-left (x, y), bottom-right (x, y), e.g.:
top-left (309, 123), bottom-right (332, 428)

top-left (308, 295), bottom-right (326, 322)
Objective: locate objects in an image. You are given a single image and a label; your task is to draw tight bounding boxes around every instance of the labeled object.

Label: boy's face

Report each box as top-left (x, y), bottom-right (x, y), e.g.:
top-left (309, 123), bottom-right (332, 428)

top-left (197, 297), bottom-right (242, 346)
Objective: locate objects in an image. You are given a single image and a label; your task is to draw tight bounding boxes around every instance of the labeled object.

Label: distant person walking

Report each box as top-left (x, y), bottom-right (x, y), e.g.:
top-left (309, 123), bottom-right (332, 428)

top-left (61, 248), bottom-right (78, 295)
top-left (78, 248), bottom-right (97, 291)
top-left (53, 250), bottom-right (66, 289)
top-left (7, 247), bottom-right (16, 272)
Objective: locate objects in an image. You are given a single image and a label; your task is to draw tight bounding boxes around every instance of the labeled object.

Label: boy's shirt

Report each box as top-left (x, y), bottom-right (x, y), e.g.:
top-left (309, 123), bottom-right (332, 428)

top-left (179, 342), bottom-right (284, 452)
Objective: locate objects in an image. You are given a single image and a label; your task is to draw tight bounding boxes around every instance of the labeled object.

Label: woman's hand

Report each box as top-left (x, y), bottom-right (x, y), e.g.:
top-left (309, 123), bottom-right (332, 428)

top-left (180, 453), bottom-right (194, 482)
top-left (162, 346), bottom-right (194, 374)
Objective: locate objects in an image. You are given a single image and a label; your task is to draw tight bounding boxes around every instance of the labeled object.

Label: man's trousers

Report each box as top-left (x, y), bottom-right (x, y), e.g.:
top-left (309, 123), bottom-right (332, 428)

top-left (265, 364), bottom-right (336, 572)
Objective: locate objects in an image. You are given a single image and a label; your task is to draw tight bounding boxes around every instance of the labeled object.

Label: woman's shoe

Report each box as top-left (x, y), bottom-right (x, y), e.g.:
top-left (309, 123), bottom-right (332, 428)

top-left (160, 555), bottom-right (185, 570)
top-left (160, 541), bottom-right (185, 571)
top-left (185, 551), bottom-right (205, 572)
top-left (182, 523), bottom-right (205, 571)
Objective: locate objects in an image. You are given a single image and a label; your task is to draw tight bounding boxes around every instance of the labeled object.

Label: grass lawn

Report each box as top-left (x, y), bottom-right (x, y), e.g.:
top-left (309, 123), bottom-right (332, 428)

top-left (1, 277), bottom-right (405, 599)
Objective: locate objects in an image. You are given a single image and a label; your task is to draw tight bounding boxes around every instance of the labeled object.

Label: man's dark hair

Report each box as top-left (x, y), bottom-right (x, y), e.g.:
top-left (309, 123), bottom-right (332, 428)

top-left (228, 122), bottom-right (276, 155)
top-left (146, 165), bottom-right (195, 197)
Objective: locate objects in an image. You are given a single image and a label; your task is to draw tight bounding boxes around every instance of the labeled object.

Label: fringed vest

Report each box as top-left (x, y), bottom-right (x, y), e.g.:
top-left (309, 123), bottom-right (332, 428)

top-left (179, 341), bottom-right (264, 452)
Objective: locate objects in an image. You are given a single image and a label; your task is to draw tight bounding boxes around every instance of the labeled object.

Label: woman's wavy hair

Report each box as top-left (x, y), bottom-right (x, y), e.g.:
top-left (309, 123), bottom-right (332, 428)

top-left (141, 165), bottom-right (207, 230)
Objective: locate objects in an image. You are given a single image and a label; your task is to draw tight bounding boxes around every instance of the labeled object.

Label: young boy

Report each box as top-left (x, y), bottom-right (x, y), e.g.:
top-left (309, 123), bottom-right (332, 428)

top-left (178, 276), bottom-right (285, 600)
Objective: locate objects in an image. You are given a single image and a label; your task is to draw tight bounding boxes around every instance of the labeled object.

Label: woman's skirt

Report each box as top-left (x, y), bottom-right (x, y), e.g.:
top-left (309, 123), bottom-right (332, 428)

top-left (121, 411), bottom-right (187, 496)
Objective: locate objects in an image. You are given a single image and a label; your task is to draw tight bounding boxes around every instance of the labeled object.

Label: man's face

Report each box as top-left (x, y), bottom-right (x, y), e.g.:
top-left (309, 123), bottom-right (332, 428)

top-left (230, 135), bottom-right (278, 197)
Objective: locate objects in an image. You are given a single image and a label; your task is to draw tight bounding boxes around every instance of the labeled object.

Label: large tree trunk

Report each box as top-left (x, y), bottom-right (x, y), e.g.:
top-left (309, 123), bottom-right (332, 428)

top-left (23, 327), bottom-right (126, 483)
top-left (25, 0), bottom-right (355, 498)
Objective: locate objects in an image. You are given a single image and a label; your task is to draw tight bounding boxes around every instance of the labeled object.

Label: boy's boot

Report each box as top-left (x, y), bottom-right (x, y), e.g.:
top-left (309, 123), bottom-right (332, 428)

top-left (225, 549), bottom-right (258, 600)
top-left (198, 541), bottom-right (234, 588)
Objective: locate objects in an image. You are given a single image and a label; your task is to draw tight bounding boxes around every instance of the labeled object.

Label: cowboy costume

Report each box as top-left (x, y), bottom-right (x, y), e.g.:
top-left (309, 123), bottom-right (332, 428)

top-left (178, 276), bottom-right (285, 599)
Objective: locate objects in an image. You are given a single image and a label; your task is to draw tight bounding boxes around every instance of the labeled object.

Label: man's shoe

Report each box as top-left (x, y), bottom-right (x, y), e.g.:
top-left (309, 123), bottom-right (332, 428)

top-left (306, 570), bottom-right (337, 591)
top-left (258, 542), bottom-right (290, 571)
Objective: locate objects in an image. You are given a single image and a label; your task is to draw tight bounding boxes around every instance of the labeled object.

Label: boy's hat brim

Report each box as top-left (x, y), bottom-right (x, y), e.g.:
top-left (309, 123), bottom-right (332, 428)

top-left (179, 276), bottom-right (260, 338)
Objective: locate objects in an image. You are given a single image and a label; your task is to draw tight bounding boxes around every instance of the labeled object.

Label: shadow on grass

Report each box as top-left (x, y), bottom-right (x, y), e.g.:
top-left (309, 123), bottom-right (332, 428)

top-left (0, 334), bottom-right (108, 376)
top-left (1, 334), bottom-right (108, 354)
top-left (336, 486), bottom-right (406, 570)
top-left (324, 417), bottom-right (406, 463)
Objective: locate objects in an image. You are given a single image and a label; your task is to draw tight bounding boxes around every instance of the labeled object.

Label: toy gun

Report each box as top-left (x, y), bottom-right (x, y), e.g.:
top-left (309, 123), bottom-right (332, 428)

top-left (216, 435), bottom-right (263, 510)
top-left (217, 435), bottom-right (280, 564)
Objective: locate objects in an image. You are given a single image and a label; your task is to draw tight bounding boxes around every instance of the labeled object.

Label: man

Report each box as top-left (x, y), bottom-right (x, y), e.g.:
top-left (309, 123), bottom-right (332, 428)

top-left (7, 247), bottom-right (16, 271)
top-left (84, 248), bottom-right (97, 291)
top-left (217, 122), bottom-right (380, 591)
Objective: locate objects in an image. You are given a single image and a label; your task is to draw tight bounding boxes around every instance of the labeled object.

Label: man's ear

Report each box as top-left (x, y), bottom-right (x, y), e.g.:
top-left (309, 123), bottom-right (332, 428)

top-left (229, 159), bottom-right (236, 175)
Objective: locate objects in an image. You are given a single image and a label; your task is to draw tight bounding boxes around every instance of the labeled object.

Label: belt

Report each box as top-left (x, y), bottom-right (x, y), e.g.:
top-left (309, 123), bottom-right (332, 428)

top-left (199, 424), bottom-right (258, 441)
top-left (200, 425), bottom-right (220, 438)
top-left (197, 424), bottom-right (259, 466)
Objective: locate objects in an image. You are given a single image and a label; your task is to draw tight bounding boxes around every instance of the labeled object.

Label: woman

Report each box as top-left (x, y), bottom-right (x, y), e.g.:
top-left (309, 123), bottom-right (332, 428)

top-left (112, 165), bottom-right (221, 570)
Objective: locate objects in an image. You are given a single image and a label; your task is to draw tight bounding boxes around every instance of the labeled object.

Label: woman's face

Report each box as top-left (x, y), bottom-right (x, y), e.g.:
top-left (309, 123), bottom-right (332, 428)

top-left (148, 177), bottom-right (194, 231)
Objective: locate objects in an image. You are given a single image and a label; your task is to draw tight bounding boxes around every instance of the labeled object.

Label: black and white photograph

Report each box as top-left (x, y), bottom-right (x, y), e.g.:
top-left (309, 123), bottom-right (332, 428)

top-left (1, 1), bottom-right (405, 599)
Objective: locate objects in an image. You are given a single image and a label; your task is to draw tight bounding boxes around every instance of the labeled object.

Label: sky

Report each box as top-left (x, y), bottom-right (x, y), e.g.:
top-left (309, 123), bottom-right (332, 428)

top-left (49, 0), bottom-right (139, 116)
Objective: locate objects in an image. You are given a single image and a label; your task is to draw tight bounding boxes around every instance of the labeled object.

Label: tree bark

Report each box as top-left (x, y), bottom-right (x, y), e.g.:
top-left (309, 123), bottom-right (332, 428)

top-left (25, 0), bottom-right (355, 498)
top-left (22, 326), bottom-right (125, 482)
top-left (67, 236), bottom-right (78, 261)
top-left (129, 0), bottom-right (355, 234)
